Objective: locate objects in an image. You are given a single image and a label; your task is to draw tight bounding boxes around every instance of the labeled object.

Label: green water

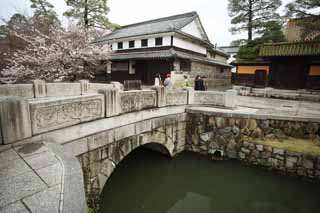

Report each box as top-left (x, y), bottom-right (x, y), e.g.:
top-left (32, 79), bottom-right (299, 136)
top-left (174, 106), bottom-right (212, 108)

top-left (99, 148), bottom-right (320, 213)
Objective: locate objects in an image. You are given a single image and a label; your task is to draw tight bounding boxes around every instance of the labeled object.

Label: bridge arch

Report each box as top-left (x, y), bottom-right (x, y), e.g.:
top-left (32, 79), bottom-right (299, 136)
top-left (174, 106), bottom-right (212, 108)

top-left (81, 129), bottom-right (180, 209)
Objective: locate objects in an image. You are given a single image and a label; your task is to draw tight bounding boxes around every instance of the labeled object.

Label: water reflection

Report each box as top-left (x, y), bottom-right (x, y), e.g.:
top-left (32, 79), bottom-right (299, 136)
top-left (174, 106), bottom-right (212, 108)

top-left (99, 148), bottom-right (320, 213)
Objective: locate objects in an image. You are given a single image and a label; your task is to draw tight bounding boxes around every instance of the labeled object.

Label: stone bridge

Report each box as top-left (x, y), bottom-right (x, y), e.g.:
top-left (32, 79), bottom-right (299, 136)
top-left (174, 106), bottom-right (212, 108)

top-left (1, 81), bottom-right (320, 212)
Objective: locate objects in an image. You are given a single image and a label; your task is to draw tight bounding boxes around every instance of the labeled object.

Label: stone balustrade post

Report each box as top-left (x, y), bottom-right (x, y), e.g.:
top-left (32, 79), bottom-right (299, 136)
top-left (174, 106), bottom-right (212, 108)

top-left (99, 87), bottom-right (120, 117)
top-left (184, 87), bottom-right (194, 105)
top-left (0, 97), bottom-right (32, 144)
top-left (225, 89), bottom-right (237, 109)
top-left (151, 86), bottom-right (166, 107)
top-left (79, 80), bottom-right (90, 95)
top-left (33, 79), bottom-right (46, 98)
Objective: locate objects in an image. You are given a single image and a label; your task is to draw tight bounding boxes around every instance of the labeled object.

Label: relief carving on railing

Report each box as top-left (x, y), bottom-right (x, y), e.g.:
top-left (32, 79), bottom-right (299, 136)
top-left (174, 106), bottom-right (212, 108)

top-left (32, 99), bottom-right (103, 133)
top-left (120, 91), bottom-right (156, 113)
top-left (166, 90), bottom-right (187, 106)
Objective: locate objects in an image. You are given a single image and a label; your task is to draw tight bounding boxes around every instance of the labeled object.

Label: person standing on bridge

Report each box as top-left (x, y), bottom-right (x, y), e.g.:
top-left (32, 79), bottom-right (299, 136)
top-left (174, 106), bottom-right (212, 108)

top-left (163, 73), bottom-right (173, 89)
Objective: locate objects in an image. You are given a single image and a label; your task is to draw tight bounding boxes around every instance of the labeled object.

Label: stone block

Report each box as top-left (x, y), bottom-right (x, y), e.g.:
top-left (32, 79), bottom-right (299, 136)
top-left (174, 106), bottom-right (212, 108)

top-left (46, 83), bottom-right (81, 97)
top-left (225, 89), bottom-right (237, 108)
top-left (285, 160), bottom-right (296, 169)
top-left (0, 84), bottom-right (34, 98)
top-left (36, 163), bottom-right (62, 187)
top-left (24, 152), bottom-right (59, 170)
top-left (200, 132), bottom-right (213, 143)
top-left (29, 94), bottom-right (105, 134)
top-left (256, 144), bottom-right (264, 151)
top-left (0, 201), bottom-right (29, 212)
top-left (64, 138), bottom-right (88, 157)
top-left (152, 86), bottom-right (166, 107)
top-left (165, 90), bottom-right (188, 106)
top-left (301, 158), bottom-right (314, 169)
top-left (0, 171), bottom-right (47, 207)
top-left (194, 91), bottom-right (225, 106)
top-left (273, 148), bottom-right (285, 155)
top-left (120, 90), bottom-right (157, 113)
top-left (87, 131), bottom-right (111, 151)
top-left (261, 151), bottom-right (271, 159)
top-left (123, 80), bottom-right (141, 91)
top-left (0, 97), bottom-right (32, 144)
top-left (99, 87), bottom-right (120, 117)
top-left (114, 124), bottom-right (135, 141)
top-left (135, 119), bottom-right (152, 134)
top-left (241, 147), bottom-right (251, 154)
top-left (22, 184), bottom-right (60, 213)
top-left (89, 83), bottom-right (113, 94)
top-left (239, 152), bottom-right (246, 159)
top-left (286, 156), bottom-right (298, 163)
top-left (79, 80), bottom-right (90, 95)
top-left (33, 80), bottom-right (46, 98)
top-left (184, 87), bottom-right (194, 104)
top-left (275, 154), bottom-right (284, 160)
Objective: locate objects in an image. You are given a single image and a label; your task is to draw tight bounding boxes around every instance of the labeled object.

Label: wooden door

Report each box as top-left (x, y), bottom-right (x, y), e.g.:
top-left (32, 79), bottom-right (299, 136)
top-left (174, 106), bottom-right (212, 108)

top-left (254, 70), bottom-right (267, 87)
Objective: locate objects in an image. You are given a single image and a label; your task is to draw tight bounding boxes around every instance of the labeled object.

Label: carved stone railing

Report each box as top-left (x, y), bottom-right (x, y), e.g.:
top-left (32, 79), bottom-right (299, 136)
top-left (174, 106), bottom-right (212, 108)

top-left (0, 81), bottom-right (237, 145)
top-left (0, 80), bottom-right (114, 98)
top-left (119, 90), bottom-right (157, 113)
top-left (232, 85), bottom-right (320, 102)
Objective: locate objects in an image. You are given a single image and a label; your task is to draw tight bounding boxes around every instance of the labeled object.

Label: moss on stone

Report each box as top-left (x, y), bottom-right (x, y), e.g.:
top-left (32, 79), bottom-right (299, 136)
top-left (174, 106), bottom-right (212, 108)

top-left (254, 137), bottom-right (320, 156)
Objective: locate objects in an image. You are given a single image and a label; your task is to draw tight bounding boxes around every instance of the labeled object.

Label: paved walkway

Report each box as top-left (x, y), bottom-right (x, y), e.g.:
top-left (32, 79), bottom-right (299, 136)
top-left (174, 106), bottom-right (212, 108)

top-left (0, 143), bottom-right (62, 212)
top-left (0, 142), bottom-right (86, 213)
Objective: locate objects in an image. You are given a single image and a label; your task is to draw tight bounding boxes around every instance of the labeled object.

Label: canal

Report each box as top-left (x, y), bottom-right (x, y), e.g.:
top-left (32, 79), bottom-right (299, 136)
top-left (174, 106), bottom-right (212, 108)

top-left (99, 148), bottom-right (320, 213)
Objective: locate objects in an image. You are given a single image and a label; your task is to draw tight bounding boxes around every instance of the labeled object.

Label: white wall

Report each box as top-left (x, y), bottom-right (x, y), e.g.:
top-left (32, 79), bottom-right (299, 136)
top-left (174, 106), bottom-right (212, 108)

top-left (110, 34), bottom-right (208, 56)
top-left (173, 36), bottom-right (207, 55)
top-left (111, 36), bottom-right (171, 50)
top-left (215, 54), bottom-right (228, 63)
top-left (181, 19), bottom-right (204, 40)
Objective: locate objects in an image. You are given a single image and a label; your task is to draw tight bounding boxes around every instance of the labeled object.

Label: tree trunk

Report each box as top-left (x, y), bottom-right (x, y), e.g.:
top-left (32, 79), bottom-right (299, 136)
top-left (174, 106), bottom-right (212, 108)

top-left (248, 0), bottom-right (253, 41)
top-left (84, 0), bottom-right (89, 28)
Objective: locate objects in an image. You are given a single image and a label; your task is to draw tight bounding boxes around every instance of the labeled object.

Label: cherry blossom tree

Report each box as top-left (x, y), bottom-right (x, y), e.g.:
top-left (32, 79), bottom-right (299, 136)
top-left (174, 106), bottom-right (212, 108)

top-left (1, 24), bottom-right (110, 83)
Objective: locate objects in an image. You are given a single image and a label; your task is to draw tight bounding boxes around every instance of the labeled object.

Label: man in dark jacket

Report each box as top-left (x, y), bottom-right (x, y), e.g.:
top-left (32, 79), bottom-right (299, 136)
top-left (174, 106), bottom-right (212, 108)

top-left (194, 75), bottom-right (205, 91)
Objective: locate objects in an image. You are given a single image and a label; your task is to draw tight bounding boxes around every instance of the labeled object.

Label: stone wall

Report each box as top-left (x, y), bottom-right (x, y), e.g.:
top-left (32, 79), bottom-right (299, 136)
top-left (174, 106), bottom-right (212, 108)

top-left (191, 61), bottom-right (231, 89)
top-left (186, 112), bottom-right (320, 180)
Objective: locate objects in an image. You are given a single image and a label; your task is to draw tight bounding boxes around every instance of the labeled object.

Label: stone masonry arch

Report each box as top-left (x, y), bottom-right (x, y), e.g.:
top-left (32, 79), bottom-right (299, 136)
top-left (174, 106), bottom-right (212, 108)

top-left (76, 115), bottom-right (187, 209)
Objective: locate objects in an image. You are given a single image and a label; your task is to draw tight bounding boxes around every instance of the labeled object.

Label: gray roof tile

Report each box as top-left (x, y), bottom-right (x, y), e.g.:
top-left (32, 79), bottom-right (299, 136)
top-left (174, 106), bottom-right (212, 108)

top-left (96, 11), bottom-right (198, 42)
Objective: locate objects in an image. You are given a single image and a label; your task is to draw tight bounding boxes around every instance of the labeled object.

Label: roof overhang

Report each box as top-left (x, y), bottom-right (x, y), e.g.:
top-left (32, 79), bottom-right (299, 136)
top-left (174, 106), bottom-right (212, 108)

top-left (109, 48), bottom-right (232, 68)
top-left (259, 41), bottom-right (320, 57)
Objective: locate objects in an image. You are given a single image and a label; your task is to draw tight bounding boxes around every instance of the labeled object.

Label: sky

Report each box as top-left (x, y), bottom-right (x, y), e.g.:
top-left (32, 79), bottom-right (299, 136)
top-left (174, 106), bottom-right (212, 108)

top-left (0, 0), bottom-right (292, 46)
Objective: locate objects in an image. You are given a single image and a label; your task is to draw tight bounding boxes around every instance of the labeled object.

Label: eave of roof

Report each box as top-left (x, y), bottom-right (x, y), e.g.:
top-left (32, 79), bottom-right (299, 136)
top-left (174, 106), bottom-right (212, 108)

top-left (259, 41), bottom-right (320, 57)
top-left (231, 58), bottom-right (271, 65)
top-left (109, 48), bottom-right (232, 67)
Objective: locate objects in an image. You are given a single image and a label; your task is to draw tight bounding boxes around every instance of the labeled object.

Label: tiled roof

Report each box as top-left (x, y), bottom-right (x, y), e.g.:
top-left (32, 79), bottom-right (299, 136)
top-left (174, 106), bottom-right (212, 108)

top-left (109, 50), bottom-right (174, 60)
top-left (96, 12), bottom-right (198, 42)
top-left (109, 48), bottom-right (232, 67)
top-left (259, 41), bottom-right (320, 57)
top-left (231, 58), bottom-right (271, 65)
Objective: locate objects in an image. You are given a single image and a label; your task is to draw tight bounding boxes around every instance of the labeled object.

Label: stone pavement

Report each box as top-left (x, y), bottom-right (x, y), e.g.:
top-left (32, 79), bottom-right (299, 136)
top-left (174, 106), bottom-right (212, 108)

top-left (0, 142), bottom-right (86, 213)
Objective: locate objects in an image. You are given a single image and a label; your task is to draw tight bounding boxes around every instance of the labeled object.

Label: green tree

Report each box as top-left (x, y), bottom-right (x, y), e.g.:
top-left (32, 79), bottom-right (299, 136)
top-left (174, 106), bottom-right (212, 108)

top-left (286, 0), bottom-right (320, 40)
top-left (64, 0), bottom-right (115, 29)
top-left (30, 0), bottom-right (60, 33)
top-left (228, 0), bottom-right (282, 41)
top-left (237, 21), bottom-right (286, 59)
top-left (259, 21), bottom-right (285, 43)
